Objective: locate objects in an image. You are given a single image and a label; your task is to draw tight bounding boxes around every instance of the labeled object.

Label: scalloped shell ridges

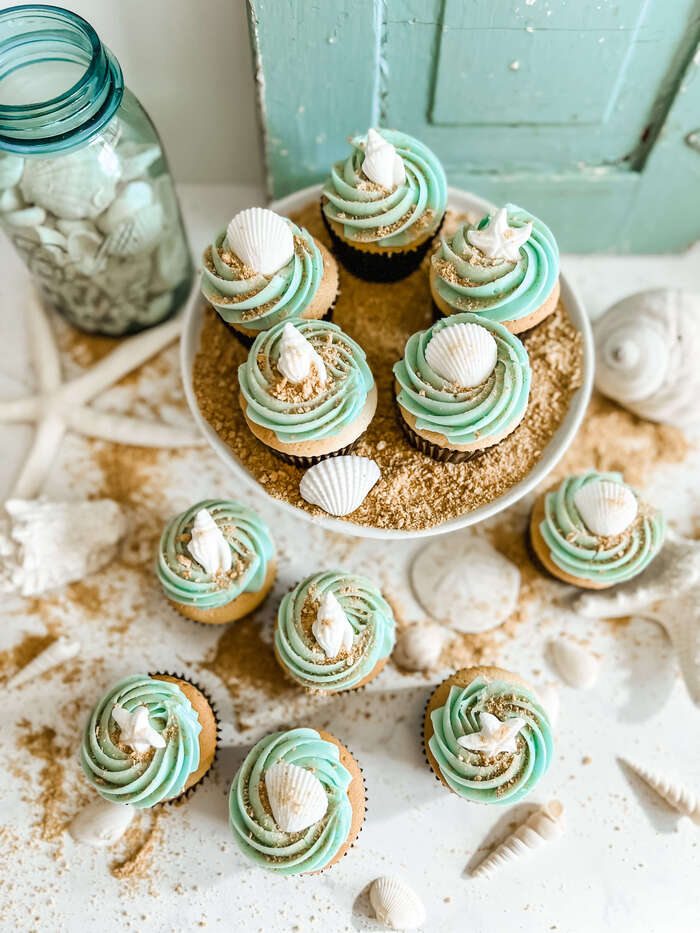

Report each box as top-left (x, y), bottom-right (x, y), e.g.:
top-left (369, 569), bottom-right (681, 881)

top-left (69, 798), bottom-right (135, 847)
top-left (624, 759), bottom-right (700, 823)
top-left (471, 800), bottom-right (565, 879)
top-left (20, 148), bottom-right (120, 220)
top-left (573, 480), bottom-right (638, 537)
top-left (550, 639), bottom-right (599, 689)
top-left (425, 321), bottom-right (497, 388)
top-left (369, 876), bottom-right (426, 930)
top-left (393, 622), bottom-right (447, 672)
top-left (264, 760), bottom-right (328, 833)
top-left (100, 182), bottom-right (164, 257)
top-left (299, 456), bottom-right (381, 517)
top-left (225, 207), bottom-right (294, 276)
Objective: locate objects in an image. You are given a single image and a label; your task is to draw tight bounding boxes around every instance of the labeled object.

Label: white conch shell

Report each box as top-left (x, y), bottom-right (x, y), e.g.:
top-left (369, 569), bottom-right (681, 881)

top-left (594, 289), bottom-right (700, 428)
top-left (187, 507), bottom-right (232, 575)
top-left (264, 760), bottom-right (328, 833)
top-left (573, 480), bottom-right (638, 537)
top-left (393, 622), bottom-right (449, 671)
top-left (20, 147), bottom-right (120, 220)
top-left (225, 207), bottom-right (294, 276)
top-left (117, 142), bottom-right (162, 182)
top-left (411, 531), bottom-right (520, 633)
top-left (425, 322), bottom-right (497, 388)
top-left (277, 323), bottom-right (327, 384)
top-left (536, 683), bottom-right (560, 725)
top-left (467, 207), bottom-right (532, 263)
top-left (312, 591), bottom-right (354, 658)
top-left (101, 182), bottom-right (164, 256)
top-left (0, 498), bottom-right (126, 597)
top-left (68, 798), bottom-right (135, 847)
top-left (299, 456), bottom-right (381, 517)
top-left (0, 153), bottom-right (24, 189)
top-left (550, 639), bottom-right (599, 689)
top-left (471, 800), bottom-right (565, 879)
top-left (368, 876), bottom-right (426, 930)
top-left (362, 128), bottom-right (406, 189)
top-left (7, 636), bottom-right (80, 689)
top-left (623, 759), bottom-right (700, 823)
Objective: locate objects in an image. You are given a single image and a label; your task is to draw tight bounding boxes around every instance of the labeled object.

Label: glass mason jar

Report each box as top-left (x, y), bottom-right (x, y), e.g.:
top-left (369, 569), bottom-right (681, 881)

top-left (0, 5), bottom-right (193, 336)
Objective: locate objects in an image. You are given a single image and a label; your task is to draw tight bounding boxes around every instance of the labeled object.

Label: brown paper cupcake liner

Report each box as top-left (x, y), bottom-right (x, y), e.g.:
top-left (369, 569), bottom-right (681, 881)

top-left (224, 300), bottom-right (337, 350)
top-left (394, 399), bottom-right (485, 464)
top-left (268, 432), bottom-right (364, 468)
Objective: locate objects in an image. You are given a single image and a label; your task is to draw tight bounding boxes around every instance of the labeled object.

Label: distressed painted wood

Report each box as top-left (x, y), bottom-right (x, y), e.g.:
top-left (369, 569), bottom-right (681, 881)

top-left (248, 0), bottom-right (700, 252)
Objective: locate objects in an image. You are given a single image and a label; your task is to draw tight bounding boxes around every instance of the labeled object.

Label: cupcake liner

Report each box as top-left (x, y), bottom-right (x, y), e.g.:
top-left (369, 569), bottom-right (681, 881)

top-left (268, 432), bottom-right (364, 469)
top-left (225, 301), bottom-right (336, 350)
top-left (311, 735), bottom-right (367, 874)
top-left (394, 399), bottom-right (485, 465)
top-left (422, 690), bottom-right (452, 790)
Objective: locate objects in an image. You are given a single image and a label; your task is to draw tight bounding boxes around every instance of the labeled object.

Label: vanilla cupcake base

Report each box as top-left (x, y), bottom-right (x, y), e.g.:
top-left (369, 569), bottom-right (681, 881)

top-left (169, 559), bottom-right (278, 623)
top-left (310, 731), bottom-right (365, 872)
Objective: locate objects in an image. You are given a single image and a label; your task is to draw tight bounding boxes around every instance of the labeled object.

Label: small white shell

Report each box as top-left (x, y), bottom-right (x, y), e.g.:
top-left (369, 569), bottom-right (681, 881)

top-left (20, 147), bottom-right (120, 220)
top-left (225, 207), bottom-right (294, 276)
top-left (623, 759), bottom-right (700, 823)
top-left (369, 875), bottom-right (426, 930)
top-left (471, 800), bottom-right (565, 879)
top-left (100, 182), bottom-right (164, 257)
top-left (573, 480), bottom-right (638, 537)
top-left (0, 185), bottom-right (23, 213)
top-left (393, 622), bottom-right (448, 671)
top-left (187, 507), bottom-right (232, 575)
top-left (7, 636), bottom-right (80, 689)
top-left (312, 591), bottom-right (354, 658)
top-left (277, 323), bottom-right (327, 384)
top-left (425, 321), bottom-right (497, 388)
top-left (69, 798), bottom-right (135, 847)
top-left (550, 639), bottom-right (599, 689)
top-left (117, 142), bottom-right (162, 182)
top-left (264, 760), bottom-right (328, 833)
top-left (3, 206), bottom-right (46, 227)
top-left (362, 128), bottom-right (406, 189)
top-left (299, 456), bottom-right (381, 517)
top-left (0, 153), bottom-right (23, 189)
top-left (536, 683), bottom-right (560, 725)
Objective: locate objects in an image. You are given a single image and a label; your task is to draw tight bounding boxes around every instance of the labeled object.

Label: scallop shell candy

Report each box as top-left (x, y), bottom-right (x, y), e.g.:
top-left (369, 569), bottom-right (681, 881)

top-left (369, 876), bottom-right (426, 930)
top-left (8, 636), bottom-right (80, 689)
top-left (471, 800), bottom-right (565, 879)
top-left (117, 141), bottom-right (162, 182)
top-left (264, 760), bottom-right (328, 833)
top-left (573, 480), bottom-right (638, 537)
top-left (393, 622), bottom-right (448, 671)
top-left (69, 798), bottom-right (135, 847)
top-left (187, 507), bottom-right (232, 575)
top-left (225, 207), bottom-right (294, 276)
top-left (20, 147), bottom-right (120, 220)
top-left (550, 639), bottom-right (599, 689)
top-left (362, 128), bottom-right (406, 189)
top-left (623, 759), bottom-right (700, 823)
top-left (0, 153), bottom-right (23, 189)
top-left (425, 321), bottom-right (497, 388)
top-left (299, 456), bottom-right (381, 517)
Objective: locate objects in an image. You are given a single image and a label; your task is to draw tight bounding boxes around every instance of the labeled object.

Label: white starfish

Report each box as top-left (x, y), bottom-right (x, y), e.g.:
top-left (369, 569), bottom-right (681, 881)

top-left (0, 290), bottom-right (204, 498)
top-left (458, 711), bottom-right (526, 755)
top-left (467, 208), bottom-right (532, 262)
top-left (112, 703), bottom-right (166, 754)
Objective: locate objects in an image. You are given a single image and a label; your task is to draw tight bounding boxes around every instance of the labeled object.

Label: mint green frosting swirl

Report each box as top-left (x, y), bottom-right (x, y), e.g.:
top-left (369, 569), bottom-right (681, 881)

top-left (275, 570), bottom-right (395, 692)
top-left (229, 727), bottom-right (353, 875)
top-left (432, 204), bottom-right (559, 324)
top-left (540, 471), bottom-right (665, 585)
top-left (156, 499), bottom-right (275, 609)
top-left (201, 218), bottom-right (323, 333)
top-left (429, 676), bottom-right (553, 804)
top-left (80, 674), bottom-right (202, 808)
top-left (238, 318), bottom-right (374, 444)
top-left (322, 128), bottom-right (447, 246)
top-left (393, 312), bottom-right (531, 447)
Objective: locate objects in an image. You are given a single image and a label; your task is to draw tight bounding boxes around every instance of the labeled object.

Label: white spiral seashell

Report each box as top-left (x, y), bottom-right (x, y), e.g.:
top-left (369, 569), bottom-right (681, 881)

top-left (369, 875), bottom-right (426, 930)
top-left (312, 591), bottom-right (354, 658)
top-left (573, 479), bottom-right (638, 537)
top-left (471, 800), bottom-right (565, 879)
top-left (277, 323), bottom-right (327, 384)
top-left (550, 639), bottom-right (599, 689)
top-left (69, 798), bottom-right (135, 847)
top-left (425, 321), bottom-right (498, 388)
top-left (7, 636), bottom-right (80, 689)
top-left (362, 128), bottom-right (406, 189)
top-left (264, 760), bottom-right (328, 833)
top-left (624, 759), bottom-right (700, 823)
top-left (20, 147), bottom-right (120, 220)
top-left (0, 152), bottom-right (24, 189)
top-left (299, 456), bottom-right (381, 517)
top-left (117, 142), bottom-right (162, 182)
top-left (393, 622), bottom-right (448, 671)
top-left (225, 207), bottom-right (294, 276)
top-left (186, 507), bottom-right (232, 575)
top-left (594, 289), bottom-right (700, 428)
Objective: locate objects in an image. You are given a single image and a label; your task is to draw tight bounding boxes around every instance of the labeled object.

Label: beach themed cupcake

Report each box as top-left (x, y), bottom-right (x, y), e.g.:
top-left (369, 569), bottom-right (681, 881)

top-left (424, 666), bottom-right (553, 804)
top-left (394, 312), bottom-right (531, 463)
top-left (81, 673), bottom-right (218, 807)
top-left (157, 499), bottom-right (276, 623)
top-left (430, 204), bottom-right (560, 335)
top-left (322, 128), bottom-right (447, 282)
top-left (238, 318), bottom-right (377, 467)
top-left (274, 570), bottom-right (396, 692)
top-left (529, 470), bottom-right (665, 589)
top-left (229, 726), bottom-right (365, 874)
top-left (201, 207), bottom-right (339, 346)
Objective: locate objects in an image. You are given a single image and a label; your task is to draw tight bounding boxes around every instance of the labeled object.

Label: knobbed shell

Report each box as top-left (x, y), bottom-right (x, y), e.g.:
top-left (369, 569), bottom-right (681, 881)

top-left (7, 637), bottom-right (80, 689)
top-left (20, 147), bottom-right (120, 220)
top-left (225, 207), bottom-right (294, 276)
top-left (550, 639), bottom-right (599, 689)
top-left (68, 798), bottom-right (135, 847)
top-left (393, 622), bottom-right (448, 671)
top-left (623, 759), bottom-right (700, 823)
top-left (362, 128), bottom-right (406, 189)
top-left (425, 321), bottom-right (498, 388)
top-left (594, 289), bottom-right (700, 428)
top-left (299, 456), bottom-right (381, 517)
top-left (471, 800), bottom-right (565, 879)
top-left (369, 875), bottom-right (426, 930)
top-left (264, 760), bottom-right (328, 833)
top-left (277, 322), bottom-right (327, 384)
top-left (312, 591), bottom-right (354, 658)
top-left (187, 507), bottom-right (232, 575)
top-left (573, 479), bottom-right (638, 537)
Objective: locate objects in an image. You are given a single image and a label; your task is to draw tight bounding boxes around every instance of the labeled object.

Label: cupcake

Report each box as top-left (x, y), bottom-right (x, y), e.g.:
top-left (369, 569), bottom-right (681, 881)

top-left (424, 666), bottom-right (553, 804)
top-left (81, 673), bottom-right (218, 807)
top-left (201, 207), bottom-right (339, 347)
top-left (238, 318), bottom-right (377, 467)
top-left (393, 312), bottom-right (531, 463)
top-left (157, 499), bottom-right (276, 623)
top-left (529, 470), bottom-right (665, 589)
top-left (321, 127), bottom-right (447, 282)
top-left (274, 570), bottom-right (395, 692)
top-left (430, 204), bottom-right (560, 335)
top-left (229, 726), bottom-right (365, 874)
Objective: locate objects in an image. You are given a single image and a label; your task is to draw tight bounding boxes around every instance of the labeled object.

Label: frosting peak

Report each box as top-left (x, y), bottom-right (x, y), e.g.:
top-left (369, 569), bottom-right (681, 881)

top-left (467, 207), bottom-right (532, 262)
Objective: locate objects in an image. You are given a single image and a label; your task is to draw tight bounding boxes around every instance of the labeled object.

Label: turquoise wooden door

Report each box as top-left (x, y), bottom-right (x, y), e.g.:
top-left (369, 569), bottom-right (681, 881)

top-left (248, 0), bottom-right (700, 252)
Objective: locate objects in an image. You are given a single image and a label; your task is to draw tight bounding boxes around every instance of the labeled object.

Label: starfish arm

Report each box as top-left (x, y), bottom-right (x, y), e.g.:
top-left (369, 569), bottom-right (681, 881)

top-left (26, 291), bottom-right (62, 394)
top-left (65, 407), bottom-right (205, 448)
top-left (457, 733), bottom-right (485, 751)
top-left (0, 396), bottom-right (41, 422)
top-left (10, 414), bottom-right (66, 498)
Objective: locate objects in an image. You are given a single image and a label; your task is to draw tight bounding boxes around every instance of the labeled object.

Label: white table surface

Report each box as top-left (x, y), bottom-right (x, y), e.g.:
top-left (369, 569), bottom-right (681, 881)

top-left (1, 184), bottom-right (699, 933)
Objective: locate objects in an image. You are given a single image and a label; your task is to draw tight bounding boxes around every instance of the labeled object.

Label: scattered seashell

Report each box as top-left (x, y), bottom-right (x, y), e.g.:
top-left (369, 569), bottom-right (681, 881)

top-left (393, 622), bottom-right (448, 671)
top-left (117, 142), bottom-right (162, 182)
top-left (536, 683), bottom-right (560, 725)
top-left (623, 759), bottom-right (700, 823)
top-left (471, 800), bottom-right (565, 879)
top-left (425, 321), bottom-right (497, 388)
top-left (369, 875), bottom-right (426, 930)
top-left (299, 456), bottom-right (381, 517)
top-left (362, 128), bottom-right (406, 189)
top-left (7, 636), bottom-right (80, 689)
top-left (277, 322), bottom-right (326, 384)
top-left (20, 147), bottom-right (120, 220)
top-left (187, 507), bottom-right (232, 575)
top-left (550, 639), bottom-right (599, 689)
top-left (0, 185), bottom-right (23, 213)
top-left (3, 206), bottom-right (47, 227)
top-left (225, 207), bottom-right (294, 276)
top-left (573, 479), bottom-right (638, 537)
top-left (264, 760), bottom-right (328, 833)
top-left (0, 153), bottom-right (23, 189)
top-left (69, 798), bottom-right (135, 847)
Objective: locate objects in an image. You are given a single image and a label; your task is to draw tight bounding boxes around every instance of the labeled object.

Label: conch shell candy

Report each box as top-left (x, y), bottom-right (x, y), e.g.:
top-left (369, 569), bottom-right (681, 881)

top-left (550, 639), bottom-right (599, 689)
top-left (471, 800), bottom-right (565, 878)
top-left (362, 128), bottom-right (406, 190)
top-left (311, 590), bottom-right (354, 658)
top-left (7, 636), bottom-right (80, 689)
top-left (425, 321), bottom-right (498, 388)
top-left (69, 798), bottom-right (135, 847)
top-left (393, 622), bottom-right (448, 671)
top-left (277, 323), bottom-right (327, 384)
top-left (186, 507), bottom-right (232, 575)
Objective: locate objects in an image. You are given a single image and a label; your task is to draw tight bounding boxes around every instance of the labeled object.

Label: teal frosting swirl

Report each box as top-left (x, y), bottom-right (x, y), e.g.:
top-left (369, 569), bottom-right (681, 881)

top-left (539, 471), bottom-right (665, 585)
top-left (80, 674), bottom-right (202, 808)
top-left (229, 727), bottom-right (353, 875)
top-left (393, 312), bottom-right (531, 447)
top-left (275, 570), bottom-right (396, 692)
top-left (201, 218), bottom-right (324, 333)
top-left (432, 204), bottom-right (559, 324)
top-left (429, 675), bottom-right (553, 804)
top-left (238, 318), bottom-right (374, 444)
top-left (156, 499), bottom-right (275, 609)
top-left (322, 128), bottom-right (447, 246)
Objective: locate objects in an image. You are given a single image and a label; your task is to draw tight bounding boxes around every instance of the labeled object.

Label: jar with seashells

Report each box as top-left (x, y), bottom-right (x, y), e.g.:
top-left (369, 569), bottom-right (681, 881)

top-left (0, 5), bottom-right (193, 336)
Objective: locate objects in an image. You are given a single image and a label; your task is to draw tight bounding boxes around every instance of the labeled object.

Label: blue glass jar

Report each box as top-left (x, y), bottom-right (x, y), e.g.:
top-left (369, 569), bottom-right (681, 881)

top-left (0, 5), bottom-right (193, 336)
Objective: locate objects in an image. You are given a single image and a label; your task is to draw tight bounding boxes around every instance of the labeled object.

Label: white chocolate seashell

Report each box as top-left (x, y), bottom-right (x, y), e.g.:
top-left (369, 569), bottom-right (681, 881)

top-left (594, 289), bottom-right (700, 428)
top-left (573, 480), bottom-right (638, 537)
top-left (117, 142), bottom-right (162, 182)
top-left (69, 798), bottom-right (135, 847)
top-left (299, 456), bottom-right (381, 517)
top-left (471, 800), bottom-right (565, 879)
top-left (0, 185), bottom-right (23, 213)
top-left (0, 153), bottom-right (23, 189)
top-left (362, 128), bottom-right (406, 189)
top-left (312, 591), bottom-right (354, 658)
top-left (225, 207), bottom-right (294, 276)
top-left (187, 507), bottom-right (232, 575)
top-left (7, 636), bottom-right (80, 689)
top-left (20, 147), bottom-right (120, 220)
top-left (277, 323), bottom-right (327, 384)
top-left (369, 875), bottom-right (426, 930)
top-left (550, 639), bottom-right (599, 689)
top-left (425, 321), bottom-right (497, 388)
top-left (623, 759), bottom-right (700, 823)
top-left (393, 622), bottom-right (448, 671)
top-left (264, 760), bottom-right (328, 833)
top-left (536, 683), bottom-right (560, 725)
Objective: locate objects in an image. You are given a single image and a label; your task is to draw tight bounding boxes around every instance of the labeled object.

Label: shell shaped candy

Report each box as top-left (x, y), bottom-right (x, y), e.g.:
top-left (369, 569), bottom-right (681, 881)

top-left (362, 128), bottom-right (406, 189)
top-left (299, 456), bottom-right (381, 517)
top-left (393, 622), bottom-right (447, 671)
top-left (624, 759), bottom-right (700, 823)
top-left (20, 147), bottom-right (120, 220)
top-left (277, 323), bottom-right (327, 385)
top-left (264, 760), bottom-right (328, 833)
top-left (573, 480), bottom-right (638, 537)
top-left (69, 798), bottom-right (135, 847)
top-left (369, 875), bottom-right (426, 930)
top-left (225, 207), bottom-right (294, 276)
top-left (471, 800), bottom-right (565, 879)
top-left (425, 321), bottom-right (498, 388)
top-left (312, 591), bottom-right (354, 658)
top-left (550, 639), bottom-right (599, 689)
top-left (187, 507), bottom-right (232, 575)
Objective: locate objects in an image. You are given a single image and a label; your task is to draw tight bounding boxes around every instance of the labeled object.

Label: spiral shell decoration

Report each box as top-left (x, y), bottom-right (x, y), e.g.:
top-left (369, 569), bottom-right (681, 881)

top-left (550, 639), bottom-right (599, 689)
top-left (277, 322), bottom-right (327, 384)
top-left (573, 479), bottom-right (638, 537)
top-left (68, 798), bottom-right (135, 847)
top-left (624, 759), bottom-right (700, 823)
top-left (393, 622), bottom-right (448, 671)
top-left (594, 289), bottom-right (700, 428)
top-left (369, 875), bottom-right (426, 930)
top-left (186, 507), bottom-right (232, 575)
top-left (7, 637), bottom-right (80, 689)
top-left (362, 128), bottom-right (406, 189)
top-left (299, 456), bottom-right (381, 517)
top-left (424, 321), bottom-right (498, 388)
top-left (226, 207), bottom-right (294, 276)
top-left (471, 800), bottom-right (565, 879)
top-left (264, 760), bottom-right (328, 833)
